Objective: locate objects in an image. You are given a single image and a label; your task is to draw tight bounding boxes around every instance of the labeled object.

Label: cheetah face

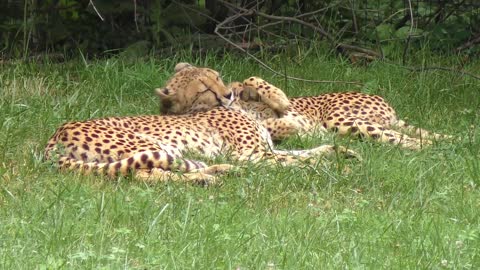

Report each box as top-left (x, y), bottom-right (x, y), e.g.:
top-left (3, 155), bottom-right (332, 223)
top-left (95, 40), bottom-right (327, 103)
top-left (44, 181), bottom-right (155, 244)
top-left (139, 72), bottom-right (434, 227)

top-left (156, 63), bottom-right (233, 114)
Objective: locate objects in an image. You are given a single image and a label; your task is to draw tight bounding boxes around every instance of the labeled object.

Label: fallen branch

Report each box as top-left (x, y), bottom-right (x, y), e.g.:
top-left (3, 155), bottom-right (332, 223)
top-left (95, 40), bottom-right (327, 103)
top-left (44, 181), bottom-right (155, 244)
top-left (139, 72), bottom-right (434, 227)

top-left (402, 0), bottom-right (415, 65)
top-left (455, 33), bottom-right (480, 52)
top-left (337, 43), bottom-right (382, 58)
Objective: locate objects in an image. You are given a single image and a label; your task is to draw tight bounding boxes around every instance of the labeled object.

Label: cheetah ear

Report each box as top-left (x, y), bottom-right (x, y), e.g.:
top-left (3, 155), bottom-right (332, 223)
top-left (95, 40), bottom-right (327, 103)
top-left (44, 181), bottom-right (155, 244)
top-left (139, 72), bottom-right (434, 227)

top-left (174, 62), bottom-right (193, 73)
top-left (155, 87), bottom-right (173, 98)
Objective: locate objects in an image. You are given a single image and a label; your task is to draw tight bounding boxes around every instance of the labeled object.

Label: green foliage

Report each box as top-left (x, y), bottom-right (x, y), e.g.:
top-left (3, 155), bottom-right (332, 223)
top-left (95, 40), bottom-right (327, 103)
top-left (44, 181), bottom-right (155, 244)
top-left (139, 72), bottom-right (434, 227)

top-left (375, 24), bottom-right (394, 40)
top-left (0, 0), bottom-right (478, 57)
top-left (0, 0), bottom-right (208, 57)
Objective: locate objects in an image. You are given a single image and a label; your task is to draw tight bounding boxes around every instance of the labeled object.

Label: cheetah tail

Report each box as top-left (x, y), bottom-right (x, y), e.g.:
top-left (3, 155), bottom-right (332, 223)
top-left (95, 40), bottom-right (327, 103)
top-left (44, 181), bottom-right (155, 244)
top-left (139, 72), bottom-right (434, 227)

top-left (56, 151), bottom-right (208, 177)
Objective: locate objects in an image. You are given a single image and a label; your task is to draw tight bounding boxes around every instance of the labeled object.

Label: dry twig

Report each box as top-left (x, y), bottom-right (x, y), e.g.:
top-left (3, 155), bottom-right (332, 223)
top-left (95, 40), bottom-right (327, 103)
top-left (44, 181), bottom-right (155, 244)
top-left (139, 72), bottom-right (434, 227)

top-left (215, 25), bottom-right (362, 85)
top-left (193, 0), bottom-right (480, 83)
top-left (133, 0), bottom-right (139, 32)
top-left (88, 0), bottom-right (104, 21)
top-left (455, 33), bottom-right (480, 52)
top-left (214, 1), bottom-right (364, 85)
top-left (402, 0), bottom-right (414, 65)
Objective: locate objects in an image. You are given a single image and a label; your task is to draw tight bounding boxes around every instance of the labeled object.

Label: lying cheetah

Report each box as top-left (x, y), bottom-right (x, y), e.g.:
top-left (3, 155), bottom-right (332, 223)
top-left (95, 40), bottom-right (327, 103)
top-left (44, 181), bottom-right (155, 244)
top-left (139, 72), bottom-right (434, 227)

top-left (160, 63), bottom-right (448, 150)
top-left (44, 64), bottom-right (356, 184)
top-left (229, 78), bottom-right (450, 149)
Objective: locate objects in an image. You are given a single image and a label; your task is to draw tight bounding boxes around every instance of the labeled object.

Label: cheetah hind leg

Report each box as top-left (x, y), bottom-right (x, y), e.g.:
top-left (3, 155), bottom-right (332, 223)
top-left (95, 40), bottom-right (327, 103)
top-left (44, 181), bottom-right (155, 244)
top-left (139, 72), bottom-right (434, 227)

top-left (389, 119), bottom-right (453, 141)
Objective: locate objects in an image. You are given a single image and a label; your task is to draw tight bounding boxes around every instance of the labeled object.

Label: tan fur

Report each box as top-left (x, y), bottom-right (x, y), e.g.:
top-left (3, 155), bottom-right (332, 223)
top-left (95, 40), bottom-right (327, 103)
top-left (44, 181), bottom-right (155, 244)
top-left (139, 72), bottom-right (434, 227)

top-left (44, 64), bottom-right (357, 185)
top-left (155, 64), bottom-right (448, 150)
top-left (156, 63), bottom-right (232, 114)
top-left (229, 80), bottom-right (450, 150)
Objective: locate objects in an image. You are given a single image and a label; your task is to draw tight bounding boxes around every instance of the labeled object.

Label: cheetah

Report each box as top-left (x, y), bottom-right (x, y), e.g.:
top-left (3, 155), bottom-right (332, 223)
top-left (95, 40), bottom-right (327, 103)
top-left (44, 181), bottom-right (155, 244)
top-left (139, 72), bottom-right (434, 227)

top-left (228, 78), bottom-right (451, 149)
top-left (159, 63), bottom-right (448, 150)
top-left (44, 64), bottom-right (357, 184)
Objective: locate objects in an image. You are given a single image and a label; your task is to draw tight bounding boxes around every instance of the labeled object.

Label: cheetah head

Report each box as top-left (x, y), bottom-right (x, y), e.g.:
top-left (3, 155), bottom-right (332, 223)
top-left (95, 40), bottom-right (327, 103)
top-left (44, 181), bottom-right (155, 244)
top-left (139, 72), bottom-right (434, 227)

top-left (156, 62), bottom-right (233, 114)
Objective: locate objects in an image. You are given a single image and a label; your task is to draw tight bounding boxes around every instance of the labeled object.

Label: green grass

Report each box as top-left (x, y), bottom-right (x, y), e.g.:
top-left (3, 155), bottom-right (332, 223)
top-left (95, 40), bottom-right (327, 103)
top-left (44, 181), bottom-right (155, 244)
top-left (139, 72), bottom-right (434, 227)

top-left (1, 49), bottom-right (479, 269)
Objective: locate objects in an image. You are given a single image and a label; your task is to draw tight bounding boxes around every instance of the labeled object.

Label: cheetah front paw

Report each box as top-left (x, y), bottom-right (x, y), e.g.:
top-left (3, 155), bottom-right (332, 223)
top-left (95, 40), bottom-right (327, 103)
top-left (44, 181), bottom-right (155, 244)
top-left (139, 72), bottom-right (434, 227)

top-left (310, 145), bottom-right (361, 160)
top-left (307, 145), bottom-right (361, 160)
top-left (334, 146), bottom-right (362, 160)
top-left (400, 138), bottom-right (433, 150)
top-left (135, 168), bottom-right (221, 186)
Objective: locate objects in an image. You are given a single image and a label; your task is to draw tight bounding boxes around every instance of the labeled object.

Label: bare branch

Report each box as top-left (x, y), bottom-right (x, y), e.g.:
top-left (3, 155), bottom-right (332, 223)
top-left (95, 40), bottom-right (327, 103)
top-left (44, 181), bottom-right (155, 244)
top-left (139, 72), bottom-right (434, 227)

top-left (455, 33), bottom-right (480, 52)
top-left (133, 0), bottom-right (139, 32)
top-left (217, 0), bottom-right (382, 60)
top-left (219, 0), bottom-right (335, 43)
top-left (402, 0), bottom-right (414, 65)
top-left (214, 12), bottom-right (362, 85)
top-left (88, 0), bottom-right (104, 21)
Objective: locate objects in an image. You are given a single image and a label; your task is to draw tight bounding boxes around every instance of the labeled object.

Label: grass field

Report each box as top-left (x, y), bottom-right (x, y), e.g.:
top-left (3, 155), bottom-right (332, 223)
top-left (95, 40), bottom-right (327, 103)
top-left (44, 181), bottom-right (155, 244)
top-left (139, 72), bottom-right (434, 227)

top-left (1, 49), bottom-right (479, 269)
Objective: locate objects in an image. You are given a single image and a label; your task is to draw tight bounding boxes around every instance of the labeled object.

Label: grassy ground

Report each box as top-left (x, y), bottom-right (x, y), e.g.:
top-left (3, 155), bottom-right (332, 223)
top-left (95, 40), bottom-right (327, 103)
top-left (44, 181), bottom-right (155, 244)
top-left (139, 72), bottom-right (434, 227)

top-left (1, 49), bottom-right (479, 269)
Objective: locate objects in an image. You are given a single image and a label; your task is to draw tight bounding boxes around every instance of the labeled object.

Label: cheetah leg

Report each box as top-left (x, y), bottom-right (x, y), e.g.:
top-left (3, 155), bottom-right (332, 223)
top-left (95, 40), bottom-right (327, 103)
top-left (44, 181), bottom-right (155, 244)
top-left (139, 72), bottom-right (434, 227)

top-left (273, 145), bottom-right (360, 160)
top-left (389, 119), bottom-right (452, 140)
top-left (241, 77), bottom-right (290, 115)
top-left (261, 116), bottom-right (327, 141)
top-left (194, 164), bottom-right (236, 174)
top-left (237, 145), bottom-right (359, 167)
top-left (261, 117), bottom-right (306, 140)
top-left (235, 152), bottom-right (303, 166)
top-left (135, 168), bottom-right (220, 185)
top-left (325, 117), bottom-right (432, 150)
top-left (136, 163), bottom-right (235, 179)
top-left (260, 117), bottom-right (358, 158)
top-left (260, 152), bottom-right (334, 166)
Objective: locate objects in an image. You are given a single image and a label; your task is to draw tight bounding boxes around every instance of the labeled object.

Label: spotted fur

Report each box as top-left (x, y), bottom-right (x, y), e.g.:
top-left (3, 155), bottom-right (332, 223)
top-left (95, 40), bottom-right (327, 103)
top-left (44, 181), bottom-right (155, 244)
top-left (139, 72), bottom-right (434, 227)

top-left (228, 79), bottom-right (450, 149)
top-left (44, 64), bottom-right (357, 184)
top-left (157, 64), bottom-right (448, 150)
